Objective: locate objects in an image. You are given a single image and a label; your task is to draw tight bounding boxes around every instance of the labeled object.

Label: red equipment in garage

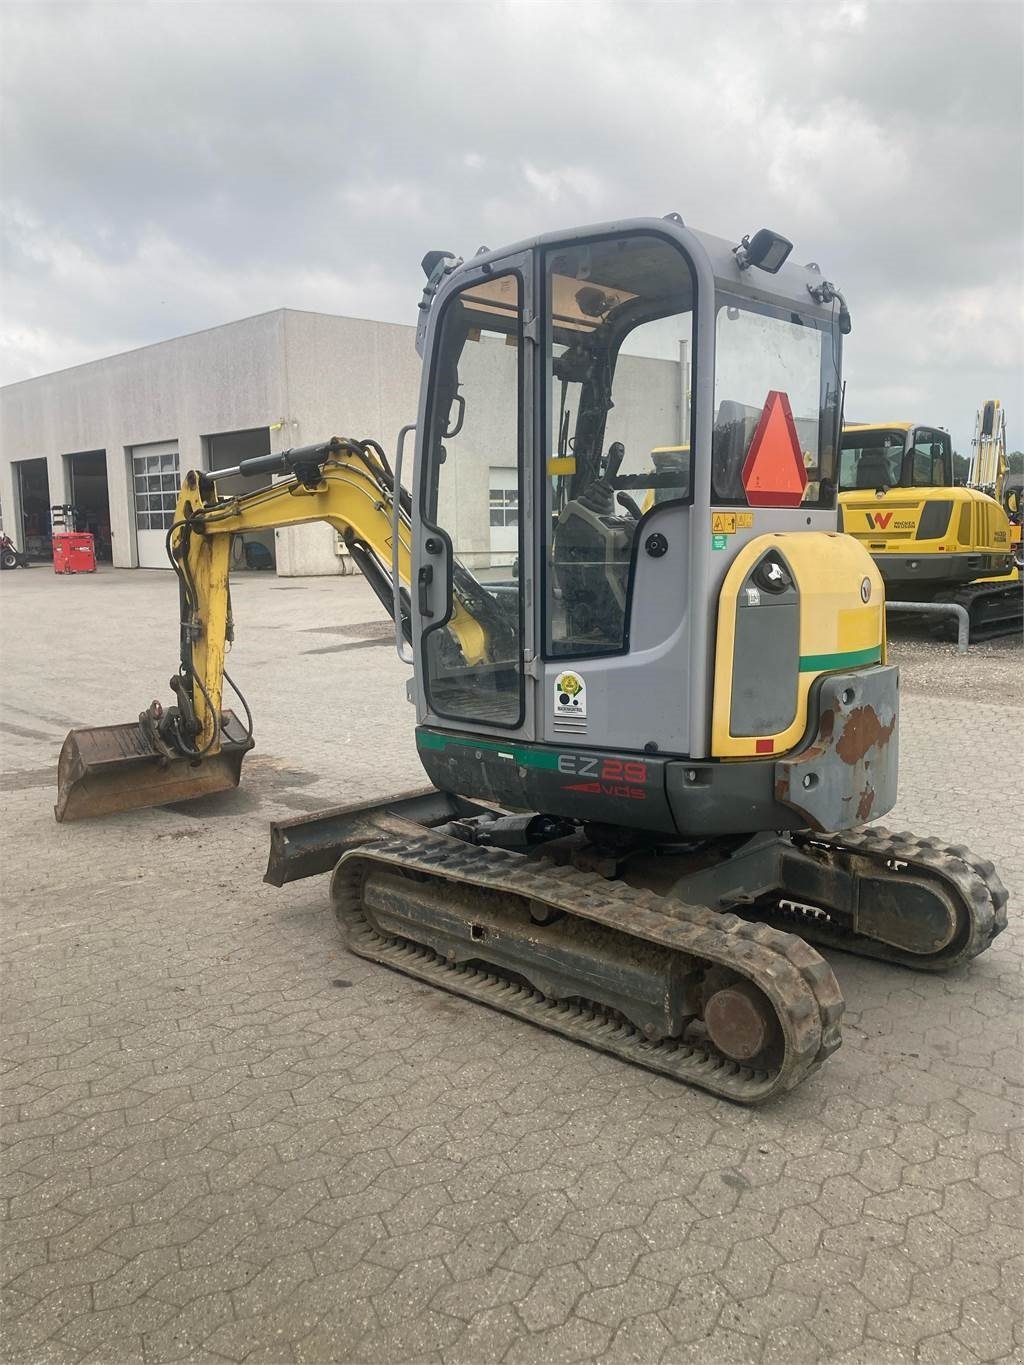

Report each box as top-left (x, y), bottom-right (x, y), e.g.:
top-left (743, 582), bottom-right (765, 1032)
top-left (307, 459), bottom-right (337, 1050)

top-left (51, 508), bottom-right (96, 574)
top-left (52, 532), bottom-right (97, 574)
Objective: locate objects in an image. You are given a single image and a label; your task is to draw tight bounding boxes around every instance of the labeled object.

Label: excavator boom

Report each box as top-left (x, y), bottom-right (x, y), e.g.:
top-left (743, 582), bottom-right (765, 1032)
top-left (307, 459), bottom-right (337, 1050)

top-left (54, 437), bottom-right (431, 820)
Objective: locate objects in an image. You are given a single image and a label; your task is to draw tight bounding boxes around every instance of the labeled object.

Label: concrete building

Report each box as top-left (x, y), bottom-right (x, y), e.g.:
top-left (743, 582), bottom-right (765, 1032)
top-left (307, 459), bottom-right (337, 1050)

top-left (0, 309), bottom-right (422, 574)
top-left (1, 308), bottom-right (689, 577)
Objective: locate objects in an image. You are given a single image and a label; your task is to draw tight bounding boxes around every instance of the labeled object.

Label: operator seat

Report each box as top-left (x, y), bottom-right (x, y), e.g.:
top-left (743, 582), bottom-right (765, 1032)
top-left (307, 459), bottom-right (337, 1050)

top-left (855, 450), bottom-right (893, 489)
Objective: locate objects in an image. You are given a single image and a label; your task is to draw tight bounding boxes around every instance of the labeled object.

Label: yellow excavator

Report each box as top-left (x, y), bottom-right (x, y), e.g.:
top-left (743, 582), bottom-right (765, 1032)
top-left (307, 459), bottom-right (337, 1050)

top-left (54, 216), bottom-right (1008, 1104)
top-left (838, 417), bottom-right (1021, 639)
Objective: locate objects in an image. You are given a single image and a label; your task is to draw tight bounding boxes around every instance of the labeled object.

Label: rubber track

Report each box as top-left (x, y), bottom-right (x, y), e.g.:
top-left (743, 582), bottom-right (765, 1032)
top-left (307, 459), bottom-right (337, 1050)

top-left (769, 825), bottom-right (1009, 970)
top-left (933, 582), bottom-right (1023, 642)
top-left (332, 828), bottom-right (844, 1104)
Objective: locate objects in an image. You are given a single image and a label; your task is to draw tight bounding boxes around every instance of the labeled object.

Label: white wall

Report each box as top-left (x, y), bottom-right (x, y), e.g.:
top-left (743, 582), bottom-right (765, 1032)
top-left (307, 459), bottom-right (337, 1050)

top-left (274, 311), bottom-right (422, 577)
top-left (0, 312), bottom-right (287, 567)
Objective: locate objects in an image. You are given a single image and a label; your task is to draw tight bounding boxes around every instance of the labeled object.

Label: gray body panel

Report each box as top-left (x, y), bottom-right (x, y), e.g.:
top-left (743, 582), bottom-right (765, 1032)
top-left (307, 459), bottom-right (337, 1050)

top-left (539, 502), bottom-right (691, 753)
top-left (415, 662), bottom-right (899, 837)
top-left (730, 554), bottom-right (800, 736)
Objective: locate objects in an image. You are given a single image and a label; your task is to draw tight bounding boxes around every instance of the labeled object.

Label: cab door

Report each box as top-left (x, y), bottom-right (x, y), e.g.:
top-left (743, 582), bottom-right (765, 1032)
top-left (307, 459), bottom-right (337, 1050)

top-left (413, 254), bottom-right (534, 736)
top-left (904, 427), bottom-right (952, 488)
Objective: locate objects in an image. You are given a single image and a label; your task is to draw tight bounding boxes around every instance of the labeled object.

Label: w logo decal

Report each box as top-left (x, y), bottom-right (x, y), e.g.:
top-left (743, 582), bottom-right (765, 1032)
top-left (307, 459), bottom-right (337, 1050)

top-left (866, 511), bottom-right (893, 530)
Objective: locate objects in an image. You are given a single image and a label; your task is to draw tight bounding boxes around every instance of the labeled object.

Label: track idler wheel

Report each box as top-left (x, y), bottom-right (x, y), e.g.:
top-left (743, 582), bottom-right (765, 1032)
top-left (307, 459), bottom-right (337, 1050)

top-left (704, 980), bottom-right (780, 1062)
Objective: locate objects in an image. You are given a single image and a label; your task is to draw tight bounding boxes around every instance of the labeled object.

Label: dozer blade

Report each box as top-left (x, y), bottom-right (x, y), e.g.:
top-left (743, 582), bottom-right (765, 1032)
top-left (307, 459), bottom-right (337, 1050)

top-left (54, 711), bottom-right (254, 822)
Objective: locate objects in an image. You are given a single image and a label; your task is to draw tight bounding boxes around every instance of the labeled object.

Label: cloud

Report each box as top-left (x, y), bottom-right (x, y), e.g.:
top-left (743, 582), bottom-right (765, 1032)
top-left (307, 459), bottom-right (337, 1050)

top-left (1, 0), bottom-right (1021, 451)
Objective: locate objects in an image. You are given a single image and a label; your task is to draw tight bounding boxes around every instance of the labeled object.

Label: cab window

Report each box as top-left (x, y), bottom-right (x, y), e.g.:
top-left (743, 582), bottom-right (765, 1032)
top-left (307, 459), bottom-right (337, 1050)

top-left (713, 303), bottom-right (839, 507)
top-left (421, 271), bottom-right (525, 726)
top-left (838, 431), bottom-right (903, 491)
top-left (542, 234), bottom-right (695, 659)
top-left (908, 429), bottom-right (951, 488)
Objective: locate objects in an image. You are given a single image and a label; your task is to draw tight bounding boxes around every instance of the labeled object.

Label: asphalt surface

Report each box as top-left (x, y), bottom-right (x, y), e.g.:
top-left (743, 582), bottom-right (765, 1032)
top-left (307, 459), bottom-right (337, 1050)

top-left (1, 566), bottom-right (1021, 1365)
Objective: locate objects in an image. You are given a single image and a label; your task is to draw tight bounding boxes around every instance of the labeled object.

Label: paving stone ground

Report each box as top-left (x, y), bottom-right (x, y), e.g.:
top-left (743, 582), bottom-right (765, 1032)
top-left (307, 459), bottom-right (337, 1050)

top-left (1, 566), bottom-right (1021, 1365)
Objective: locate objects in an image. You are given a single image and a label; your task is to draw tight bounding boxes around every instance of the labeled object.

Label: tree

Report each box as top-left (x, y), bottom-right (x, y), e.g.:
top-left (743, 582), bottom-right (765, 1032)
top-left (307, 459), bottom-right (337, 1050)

top-left (1008, 450), bottom-right (1023, 476)
top-left (952, 452), bottom-right (970, 483)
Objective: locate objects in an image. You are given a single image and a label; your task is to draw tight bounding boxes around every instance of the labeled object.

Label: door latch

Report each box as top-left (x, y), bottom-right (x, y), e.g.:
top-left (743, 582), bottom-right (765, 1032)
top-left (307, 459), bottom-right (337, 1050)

top-left (418, 564), bottom-right (434, 618)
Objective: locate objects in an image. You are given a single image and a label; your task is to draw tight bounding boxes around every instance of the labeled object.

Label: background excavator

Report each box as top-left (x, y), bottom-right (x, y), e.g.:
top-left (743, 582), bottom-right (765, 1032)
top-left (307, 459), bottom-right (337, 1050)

top-left (838, 412), bottom-right (1022, 640)
top-left (969, 399), bottom-right (1022, 572)
top-left (54, 216), bottom-right (1008, 1104)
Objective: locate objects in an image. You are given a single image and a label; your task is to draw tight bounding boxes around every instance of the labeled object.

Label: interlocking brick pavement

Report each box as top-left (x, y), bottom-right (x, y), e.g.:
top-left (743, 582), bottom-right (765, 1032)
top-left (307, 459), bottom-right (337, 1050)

top-left (1, 567), bottom-right (1021, 1364)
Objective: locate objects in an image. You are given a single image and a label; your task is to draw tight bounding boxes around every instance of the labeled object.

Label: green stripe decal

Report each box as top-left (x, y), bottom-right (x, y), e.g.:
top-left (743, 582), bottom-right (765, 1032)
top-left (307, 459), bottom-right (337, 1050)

top-left (798, 644), bottom-right (882, 673)
top-left (417, 730), bottom-right (561, 770)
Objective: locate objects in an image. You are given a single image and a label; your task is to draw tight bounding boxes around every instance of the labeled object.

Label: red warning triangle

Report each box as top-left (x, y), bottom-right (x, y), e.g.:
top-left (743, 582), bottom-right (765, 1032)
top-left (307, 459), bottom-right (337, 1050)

top-left (740, 391), bottom-right (808, 508)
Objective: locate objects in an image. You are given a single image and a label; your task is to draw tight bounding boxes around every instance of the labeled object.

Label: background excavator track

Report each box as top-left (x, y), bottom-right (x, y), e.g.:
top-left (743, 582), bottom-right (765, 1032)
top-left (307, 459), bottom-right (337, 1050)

top-left (932, 582), bottom-right (1023, 643)
top-left (331, 826), bottom-right (844, 1105)
top-left (754, 824), bottom-right (1008, 970)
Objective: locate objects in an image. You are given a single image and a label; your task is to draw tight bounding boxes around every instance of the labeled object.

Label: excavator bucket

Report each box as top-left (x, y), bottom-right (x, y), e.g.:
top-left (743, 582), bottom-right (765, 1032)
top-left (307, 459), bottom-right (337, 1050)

top-left (54, 712), bottom-right (254, 822)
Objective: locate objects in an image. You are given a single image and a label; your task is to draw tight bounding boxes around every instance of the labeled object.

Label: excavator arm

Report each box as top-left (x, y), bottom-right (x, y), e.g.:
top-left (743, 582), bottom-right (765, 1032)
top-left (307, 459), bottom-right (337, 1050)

top-left (54, 436), bottom-right (487, 820)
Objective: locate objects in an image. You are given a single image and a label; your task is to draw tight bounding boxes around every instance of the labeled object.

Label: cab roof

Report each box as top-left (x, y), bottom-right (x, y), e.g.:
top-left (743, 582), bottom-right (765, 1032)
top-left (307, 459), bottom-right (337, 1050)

top-left (843, 422), bottom-right (914, 434)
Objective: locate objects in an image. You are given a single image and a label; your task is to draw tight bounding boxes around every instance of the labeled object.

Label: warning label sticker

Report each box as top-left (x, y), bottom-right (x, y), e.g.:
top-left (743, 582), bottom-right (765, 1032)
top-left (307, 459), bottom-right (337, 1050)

top-left (737, 512), bottom-right (754, 528)
top-left (554, 670), bottom-right (587, 719)
top-left (711, 512), bottom-right (736, 534)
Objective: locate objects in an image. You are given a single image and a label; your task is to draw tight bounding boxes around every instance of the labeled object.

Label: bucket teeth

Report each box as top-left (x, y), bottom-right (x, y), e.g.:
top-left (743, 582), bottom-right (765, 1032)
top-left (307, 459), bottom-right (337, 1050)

top-left (54, 712), bottom-right (253, 822)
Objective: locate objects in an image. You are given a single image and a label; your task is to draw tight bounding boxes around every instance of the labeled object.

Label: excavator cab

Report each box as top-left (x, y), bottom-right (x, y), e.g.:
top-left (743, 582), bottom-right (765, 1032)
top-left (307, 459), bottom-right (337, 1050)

top-left (409, 219), bottom-right (892, 833)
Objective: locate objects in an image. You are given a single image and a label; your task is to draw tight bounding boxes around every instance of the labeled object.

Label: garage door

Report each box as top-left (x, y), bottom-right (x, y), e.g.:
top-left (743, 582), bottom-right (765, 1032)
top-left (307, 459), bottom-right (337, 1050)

top-left (131, 442), bottom-right (179, 569)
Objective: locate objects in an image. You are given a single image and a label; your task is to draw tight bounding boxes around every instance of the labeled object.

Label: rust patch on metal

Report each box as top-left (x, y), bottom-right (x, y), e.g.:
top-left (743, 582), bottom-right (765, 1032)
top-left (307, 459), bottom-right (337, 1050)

top-left (856, 784), bottom-right (876, 822)
top-left (835, 705), bottom-right (895, 765)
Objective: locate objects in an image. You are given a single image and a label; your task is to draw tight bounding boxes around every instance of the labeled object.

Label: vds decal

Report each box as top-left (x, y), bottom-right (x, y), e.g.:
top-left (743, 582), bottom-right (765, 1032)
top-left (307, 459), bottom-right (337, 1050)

top-left (557, 755), bottom-right (648, 801)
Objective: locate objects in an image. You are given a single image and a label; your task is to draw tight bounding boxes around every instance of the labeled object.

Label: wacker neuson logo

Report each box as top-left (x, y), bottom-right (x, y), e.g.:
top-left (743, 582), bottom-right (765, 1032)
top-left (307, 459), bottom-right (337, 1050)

top-left (865, 511), bottom-right (916, 531)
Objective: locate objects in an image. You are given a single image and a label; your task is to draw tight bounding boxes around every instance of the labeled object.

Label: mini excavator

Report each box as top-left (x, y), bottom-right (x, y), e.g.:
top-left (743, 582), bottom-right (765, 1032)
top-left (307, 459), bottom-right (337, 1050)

top-left (55, 217), bottom-right (1008, 1103)
top-left (838, 416), bottom-right (1022, 639)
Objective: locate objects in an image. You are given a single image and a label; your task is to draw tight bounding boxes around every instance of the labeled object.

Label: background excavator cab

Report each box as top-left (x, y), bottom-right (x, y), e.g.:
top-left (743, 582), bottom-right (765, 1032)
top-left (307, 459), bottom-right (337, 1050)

top-left (839, 424), bottom-right (951, 493)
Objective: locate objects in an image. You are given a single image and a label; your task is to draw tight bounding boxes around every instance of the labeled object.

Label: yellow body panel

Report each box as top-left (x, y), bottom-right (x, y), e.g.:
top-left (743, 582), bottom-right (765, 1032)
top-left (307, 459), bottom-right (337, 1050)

top-left (838, 485), bottom-right (1011, 559)
top-left (843, 421), bottom-right (913, 434)
top-left (979, 515), bottom-right (1021, 583)
top-left (712, 533), bottom-right (885, 758)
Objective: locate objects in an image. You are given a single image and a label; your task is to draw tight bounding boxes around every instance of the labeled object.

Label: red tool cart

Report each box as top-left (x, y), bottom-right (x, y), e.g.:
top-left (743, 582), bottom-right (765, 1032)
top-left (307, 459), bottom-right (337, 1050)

top-left (51, 507), bottom-right (96, 574)
top-left (53, 532), bottom-right (97, 574)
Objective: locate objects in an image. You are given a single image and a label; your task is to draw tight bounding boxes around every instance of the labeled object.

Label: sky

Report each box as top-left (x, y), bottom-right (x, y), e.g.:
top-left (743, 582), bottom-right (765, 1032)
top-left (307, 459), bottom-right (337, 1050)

top-left (2, 0), bottom-right (1022, 454)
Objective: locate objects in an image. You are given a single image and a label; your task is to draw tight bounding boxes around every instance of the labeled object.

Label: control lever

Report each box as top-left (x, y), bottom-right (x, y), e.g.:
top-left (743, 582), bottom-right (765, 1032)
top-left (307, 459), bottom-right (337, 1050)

top-left (604, 441), bottom-right (626, 482)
